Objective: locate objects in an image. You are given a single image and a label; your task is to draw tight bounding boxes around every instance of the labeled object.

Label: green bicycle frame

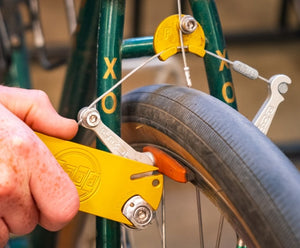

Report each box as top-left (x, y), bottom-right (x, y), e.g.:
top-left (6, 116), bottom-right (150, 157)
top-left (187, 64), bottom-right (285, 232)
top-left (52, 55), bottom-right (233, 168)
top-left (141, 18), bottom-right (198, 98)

top-left (59, 0), bottom-right (237, 247)
top-left (2, 0), bottom-right (236, 247)
top-left (59, 0), bottom-right (236, 247)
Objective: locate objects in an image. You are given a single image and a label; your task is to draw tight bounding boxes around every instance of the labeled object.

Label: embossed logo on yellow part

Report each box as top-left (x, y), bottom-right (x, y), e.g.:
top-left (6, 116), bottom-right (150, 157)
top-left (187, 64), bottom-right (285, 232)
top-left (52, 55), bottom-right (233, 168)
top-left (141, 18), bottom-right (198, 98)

top-left (55, 148), bottom-right (101, 202)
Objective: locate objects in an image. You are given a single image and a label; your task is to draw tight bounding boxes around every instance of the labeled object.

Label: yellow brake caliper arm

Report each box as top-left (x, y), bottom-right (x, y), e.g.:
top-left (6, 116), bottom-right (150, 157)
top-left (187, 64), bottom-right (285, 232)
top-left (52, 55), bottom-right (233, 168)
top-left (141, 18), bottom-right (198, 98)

top-left (153, 14), bottom-right (206, 61)
top-left (36, 14), bottom-right (206, 228)
top-left (36, 132), bottom-right (163, 228)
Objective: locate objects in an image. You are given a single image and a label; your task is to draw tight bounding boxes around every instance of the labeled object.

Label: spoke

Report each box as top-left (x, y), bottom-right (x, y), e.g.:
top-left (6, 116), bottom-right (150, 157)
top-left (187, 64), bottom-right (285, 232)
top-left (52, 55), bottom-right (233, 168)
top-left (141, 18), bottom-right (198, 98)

top-left (121, 225), bottom-right (127, 248)
top-left (155, 209), bottom-right (162, 238)
top-left (215, 214), bottom-right (224, 248)
top-left (195, 187), bottom-right (205, 248)
top-left (162, 187), bottom-right (166, 248)
top-left (155, 182), bottom-right (166, 248)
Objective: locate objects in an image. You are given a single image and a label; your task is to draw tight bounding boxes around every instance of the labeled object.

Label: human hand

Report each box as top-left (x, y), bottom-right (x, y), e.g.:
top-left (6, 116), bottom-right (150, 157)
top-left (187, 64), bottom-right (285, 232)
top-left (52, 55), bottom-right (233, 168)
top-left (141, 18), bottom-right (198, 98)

top-left (0, 86), bottom-right (79, 246)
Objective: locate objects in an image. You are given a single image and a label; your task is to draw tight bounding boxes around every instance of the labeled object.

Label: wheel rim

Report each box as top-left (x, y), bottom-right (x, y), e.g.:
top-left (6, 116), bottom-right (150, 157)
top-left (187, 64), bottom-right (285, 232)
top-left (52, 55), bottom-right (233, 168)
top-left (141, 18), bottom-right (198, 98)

top-left (122, 122), bottom-right (258, 248)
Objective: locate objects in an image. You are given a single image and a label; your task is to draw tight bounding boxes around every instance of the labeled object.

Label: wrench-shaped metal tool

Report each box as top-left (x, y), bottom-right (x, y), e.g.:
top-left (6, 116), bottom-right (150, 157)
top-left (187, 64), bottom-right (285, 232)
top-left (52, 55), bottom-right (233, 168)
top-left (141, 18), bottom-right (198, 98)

top-left (252, 74), bottom-right (291, 134)
top-left (78, 107), bottom-right (154, 165)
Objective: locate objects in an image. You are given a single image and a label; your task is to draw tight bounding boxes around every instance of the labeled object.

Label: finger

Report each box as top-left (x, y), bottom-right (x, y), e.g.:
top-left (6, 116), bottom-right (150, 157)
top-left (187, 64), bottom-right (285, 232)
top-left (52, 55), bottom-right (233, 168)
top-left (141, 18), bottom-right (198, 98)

top-left (0, 130), bottom-right (39, 235)
top-left (1, 196), bottom-right (39, 235)
top-left (29, 139), bottom-right (79, 231)
top-left (0, 86), bottom-right (78, 140)
top-left (0, 218), bottom-right (9, 248)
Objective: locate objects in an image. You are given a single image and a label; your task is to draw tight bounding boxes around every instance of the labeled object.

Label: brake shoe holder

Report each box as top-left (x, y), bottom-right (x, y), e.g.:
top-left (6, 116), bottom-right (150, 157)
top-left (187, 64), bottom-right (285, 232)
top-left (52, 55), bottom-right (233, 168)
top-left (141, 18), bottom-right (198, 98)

top-left (36, 132), bottom-right (163, 228)
top-left (153, 14), bottom-right (206, 61)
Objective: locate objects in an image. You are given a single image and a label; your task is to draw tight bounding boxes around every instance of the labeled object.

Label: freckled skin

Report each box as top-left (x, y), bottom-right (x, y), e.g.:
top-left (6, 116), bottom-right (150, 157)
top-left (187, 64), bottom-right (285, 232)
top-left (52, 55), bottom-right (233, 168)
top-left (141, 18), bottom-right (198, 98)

top-left (0, 86), bottom-right (79, 247)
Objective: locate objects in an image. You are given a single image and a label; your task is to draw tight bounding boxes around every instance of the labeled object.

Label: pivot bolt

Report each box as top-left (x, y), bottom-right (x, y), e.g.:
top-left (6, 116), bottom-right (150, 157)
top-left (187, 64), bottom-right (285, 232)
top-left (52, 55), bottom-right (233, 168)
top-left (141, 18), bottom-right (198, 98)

top-left (78, 107), bottom-right (101, 128)
top-left (122, 195), bottom-right (154, 229)
top-left (278, 82), bottom-right (288, 94)
top-left (180, 15), bottom-right (198, 34)
top-left (133, 206), bottom-right (152, 225)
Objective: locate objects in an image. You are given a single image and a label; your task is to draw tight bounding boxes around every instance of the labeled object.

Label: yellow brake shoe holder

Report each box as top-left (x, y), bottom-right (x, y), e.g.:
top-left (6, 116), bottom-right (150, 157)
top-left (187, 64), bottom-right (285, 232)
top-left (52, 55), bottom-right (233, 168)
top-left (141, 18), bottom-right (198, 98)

top-left (36, 132), bottom-right (163, 226)
top-left (154, 14), bottom-right (206, 61)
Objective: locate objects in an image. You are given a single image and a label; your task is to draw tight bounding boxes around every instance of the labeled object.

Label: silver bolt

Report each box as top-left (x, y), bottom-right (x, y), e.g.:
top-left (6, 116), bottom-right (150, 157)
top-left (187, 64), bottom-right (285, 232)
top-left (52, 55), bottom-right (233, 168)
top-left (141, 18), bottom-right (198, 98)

top-left (85, 110), bottom-right (100, 127)
top-left (122, 195), bottom-right (154, 229)
top-left (88, 113), bottom-right (99, 124)
top-left (133, 206), bottom-right (152, 225)
top-left (278, 82), bottom-right (288, 94)
top-left (180, 15), bottom-right (198, 34)
top-left (78, 107), bottom-right (101, 128)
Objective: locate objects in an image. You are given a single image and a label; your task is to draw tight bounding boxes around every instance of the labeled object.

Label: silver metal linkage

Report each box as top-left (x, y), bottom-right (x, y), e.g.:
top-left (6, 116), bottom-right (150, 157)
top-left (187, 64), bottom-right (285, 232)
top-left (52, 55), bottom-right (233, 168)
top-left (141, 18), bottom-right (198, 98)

top-left (252, 74), bottom-right (291, 134)
top-left (204, 50), bottom-right (292, 135)
top-left (77, 107), bottom-right (154, 165)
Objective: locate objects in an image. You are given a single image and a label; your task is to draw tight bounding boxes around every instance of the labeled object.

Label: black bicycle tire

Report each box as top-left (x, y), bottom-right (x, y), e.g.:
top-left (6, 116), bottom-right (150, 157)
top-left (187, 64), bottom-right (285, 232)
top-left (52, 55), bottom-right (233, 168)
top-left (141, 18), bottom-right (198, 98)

top-left (121, 84), bottom-right (300, 248)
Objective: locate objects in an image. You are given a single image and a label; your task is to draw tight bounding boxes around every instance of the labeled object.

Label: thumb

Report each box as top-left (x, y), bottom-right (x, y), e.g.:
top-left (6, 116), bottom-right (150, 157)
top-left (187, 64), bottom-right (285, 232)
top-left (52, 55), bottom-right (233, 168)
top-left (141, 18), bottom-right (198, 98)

top-left (0, 86), bottom-right (78, 140)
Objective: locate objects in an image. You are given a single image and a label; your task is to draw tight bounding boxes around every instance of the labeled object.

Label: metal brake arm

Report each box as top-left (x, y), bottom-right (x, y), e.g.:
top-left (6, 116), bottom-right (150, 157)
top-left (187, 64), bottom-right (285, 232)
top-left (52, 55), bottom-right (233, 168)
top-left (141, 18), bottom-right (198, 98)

top-left (252, 74), bottom-right (291, 134)
top-left (78, 107), bottom-right (154, 165)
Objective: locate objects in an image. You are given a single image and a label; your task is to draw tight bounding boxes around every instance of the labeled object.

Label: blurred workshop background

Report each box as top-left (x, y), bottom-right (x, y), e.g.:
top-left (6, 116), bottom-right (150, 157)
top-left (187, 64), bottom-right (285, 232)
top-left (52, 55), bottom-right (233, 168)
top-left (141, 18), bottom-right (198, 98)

top-left (31, 0), bottom-right (300, 161)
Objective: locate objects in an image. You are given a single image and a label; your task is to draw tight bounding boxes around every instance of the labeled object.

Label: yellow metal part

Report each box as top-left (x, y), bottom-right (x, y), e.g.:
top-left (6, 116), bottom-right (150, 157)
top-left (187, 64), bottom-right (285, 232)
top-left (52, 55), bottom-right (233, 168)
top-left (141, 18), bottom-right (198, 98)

top-left (36, 132), bottom-right (163, 226)
top-left (154, 14), bottom-right (206, 61)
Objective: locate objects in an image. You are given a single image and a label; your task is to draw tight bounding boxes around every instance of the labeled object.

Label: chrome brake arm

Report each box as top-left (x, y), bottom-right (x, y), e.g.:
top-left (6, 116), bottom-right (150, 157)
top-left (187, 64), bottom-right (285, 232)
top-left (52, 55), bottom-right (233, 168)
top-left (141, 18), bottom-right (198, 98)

top-left (252, 74), bottom-right (291, 135)
top-left (78, 107), bottom-right (154, 165)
